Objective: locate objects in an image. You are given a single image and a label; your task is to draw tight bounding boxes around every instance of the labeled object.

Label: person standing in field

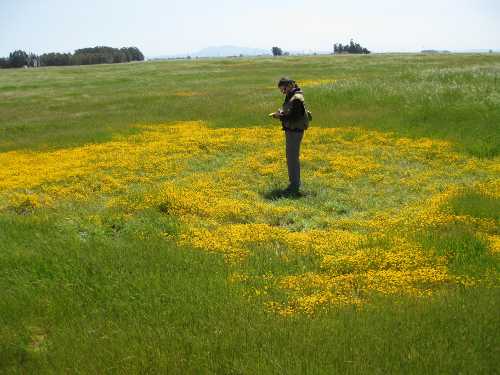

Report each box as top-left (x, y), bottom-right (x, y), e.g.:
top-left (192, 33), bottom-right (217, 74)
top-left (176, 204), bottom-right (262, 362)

top-left (270, 77), bottom-right (310, 195)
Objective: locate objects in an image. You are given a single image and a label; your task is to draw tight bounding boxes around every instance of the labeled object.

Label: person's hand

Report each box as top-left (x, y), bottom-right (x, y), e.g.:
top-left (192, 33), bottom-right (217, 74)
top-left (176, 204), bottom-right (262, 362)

top-left (271, 111), bottom-right (282, 119)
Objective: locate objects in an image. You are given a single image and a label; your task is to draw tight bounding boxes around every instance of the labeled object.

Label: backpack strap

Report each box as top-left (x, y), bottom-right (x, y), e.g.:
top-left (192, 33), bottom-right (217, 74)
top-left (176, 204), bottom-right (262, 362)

top-left (290, 93), bottom-right (305, 102)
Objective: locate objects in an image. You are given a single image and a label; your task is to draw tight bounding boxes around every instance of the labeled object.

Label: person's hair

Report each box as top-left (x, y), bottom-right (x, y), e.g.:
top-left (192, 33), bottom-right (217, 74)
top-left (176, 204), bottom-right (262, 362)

top-left (277, 77), bottom-right (297, 88)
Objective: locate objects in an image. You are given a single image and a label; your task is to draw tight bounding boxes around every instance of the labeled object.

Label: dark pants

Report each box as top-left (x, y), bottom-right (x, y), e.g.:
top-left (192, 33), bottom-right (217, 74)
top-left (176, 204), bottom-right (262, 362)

top-left (285, 130), bottom-right (304, 190)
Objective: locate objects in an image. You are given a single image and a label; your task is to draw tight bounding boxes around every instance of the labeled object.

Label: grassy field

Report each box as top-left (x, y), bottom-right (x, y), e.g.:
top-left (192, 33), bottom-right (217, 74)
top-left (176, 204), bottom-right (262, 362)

top-left (1, 54), bottom-right (499, 373)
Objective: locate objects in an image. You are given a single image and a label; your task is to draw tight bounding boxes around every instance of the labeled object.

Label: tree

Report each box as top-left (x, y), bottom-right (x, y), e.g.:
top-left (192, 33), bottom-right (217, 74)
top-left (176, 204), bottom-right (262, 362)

top-left (272, 46), bottom-right (283, 56)
top-left (120, 47), bottom-right (132, 62)
top-left (124, 47), bottom-right (144, 61)
top-left (27, 53), bottom-right (40, 67)
top-left (40, 52), bottom-right (72, 66)
top-left (333, 40), bottom-right (370, 54)
top-left (73, 46), bottom-right (144, 64)
top-left (9, 50), bottom-right (28, 67)
top-left (2, 46), bottom-right (145, 68)
top-left (0, 57), bottom-right (10, 68)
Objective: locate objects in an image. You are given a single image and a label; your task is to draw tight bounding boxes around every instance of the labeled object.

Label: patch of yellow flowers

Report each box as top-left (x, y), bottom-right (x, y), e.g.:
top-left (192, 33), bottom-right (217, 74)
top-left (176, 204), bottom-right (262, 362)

top-left (300, 79), bottom-right (337, 87)
top-left (1, 121), bottom-right (498, 315)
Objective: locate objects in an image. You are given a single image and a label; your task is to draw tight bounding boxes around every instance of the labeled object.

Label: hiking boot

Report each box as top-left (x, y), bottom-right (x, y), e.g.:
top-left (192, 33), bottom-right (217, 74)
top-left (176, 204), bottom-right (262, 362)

top-left (283, 185), bottom-right (300, 197)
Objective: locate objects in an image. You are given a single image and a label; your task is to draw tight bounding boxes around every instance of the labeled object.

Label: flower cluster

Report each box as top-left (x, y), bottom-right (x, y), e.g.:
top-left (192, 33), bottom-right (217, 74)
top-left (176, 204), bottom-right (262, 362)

top-left (1, 121), bottom-right (498, 314)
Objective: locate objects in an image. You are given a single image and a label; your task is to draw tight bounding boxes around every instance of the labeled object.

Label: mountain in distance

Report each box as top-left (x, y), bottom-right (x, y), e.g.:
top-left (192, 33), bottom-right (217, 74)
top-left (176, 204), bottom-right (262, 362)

top-left (151, 45), bottom-right (271, 59)
top-left (193, 45), bottom-right (270, 57)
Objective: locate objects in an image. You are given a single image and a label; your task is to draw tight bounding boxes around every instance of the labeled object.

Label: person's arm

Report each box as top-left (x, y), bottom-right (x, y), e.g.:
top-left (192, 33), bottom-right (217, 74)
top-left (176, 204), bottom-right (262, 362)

top-left (270, 110), bottom-right (282, 119)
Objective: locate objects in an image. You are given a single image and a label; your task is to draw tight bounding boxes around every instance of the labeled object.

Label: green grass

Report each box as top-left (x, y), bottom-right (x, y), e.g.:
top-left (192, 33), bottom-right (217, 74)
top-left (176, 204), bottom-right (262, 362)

top-left (1, 54), bottom-right (499, 156)
top-left (1, 210), bottom-right (498, 374)
top-left (417, 191), bottom-right (499, 277)
top-left (1, 54), bottom-right (499, 373)
top-left (418, 223), bottom-right (497, 276)
top-left (448, 190), bottom-right (500, 221)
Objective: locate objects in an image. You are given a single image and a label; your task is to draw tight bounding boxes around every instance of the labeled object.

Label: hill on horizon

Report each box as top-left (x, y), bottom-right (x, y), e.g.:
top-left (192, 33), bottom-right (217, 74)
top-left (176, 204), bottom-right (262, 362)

top-left (152, 45), bottom-right (270, 59)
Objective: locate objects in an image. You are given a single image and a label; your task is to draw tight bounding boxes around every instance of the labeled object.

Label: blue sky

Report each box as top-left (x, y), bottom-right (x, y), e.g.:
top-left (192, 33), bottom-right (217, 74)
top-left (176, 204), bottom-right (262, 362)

top-left (1, 0), bottom-right (499, 57)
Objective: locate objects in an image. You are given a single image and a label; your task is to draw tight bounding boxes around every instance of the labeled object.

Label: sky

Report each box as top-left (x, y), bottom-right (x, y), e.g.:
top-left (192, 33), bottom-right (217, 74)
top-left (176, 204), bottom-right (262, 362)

top-left (1, 0), bottom-right (499, 57)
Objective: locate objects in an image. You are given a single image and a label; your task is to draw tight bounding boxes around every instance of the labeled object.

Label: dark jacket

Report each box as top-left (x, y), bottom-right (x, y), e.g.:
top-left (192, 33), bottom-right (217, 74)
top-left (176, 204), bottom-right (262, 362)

top-left (280, 87), bottom-right (309, 131)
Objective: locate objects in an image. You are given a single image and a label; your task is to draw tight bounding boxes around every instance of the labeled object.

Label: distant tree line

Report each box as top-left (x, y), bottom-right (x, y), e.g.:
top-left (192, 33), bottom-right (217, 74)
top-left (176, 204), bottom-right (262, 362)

top-left (334, 39), bottom-right (370, 54)
top-left (0, 46), bottom-right (144, 68)
top-left (0, 50), bottom-right (40, 68)
top-left (270, 40), bottom-right (370, 57)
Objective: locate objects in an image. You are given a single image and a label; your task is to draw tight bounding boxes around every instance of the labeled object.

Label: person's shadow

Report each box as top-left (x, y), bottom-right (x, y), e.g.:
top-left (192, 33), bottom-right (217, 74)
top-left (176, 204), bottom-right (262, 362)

top-left (262, 188), bottom-right (304, 201)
